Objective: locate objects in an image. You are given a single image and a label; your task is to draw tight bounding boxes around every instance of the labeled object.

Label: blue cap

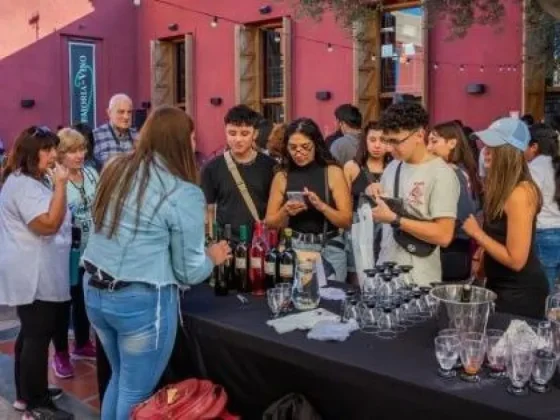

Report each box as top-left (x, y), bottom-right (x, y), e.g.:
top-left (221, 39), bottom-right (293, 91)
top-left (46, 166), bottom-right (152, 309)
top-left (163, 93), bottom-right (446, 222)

top-left (474, 118), bottom-right (530, 152)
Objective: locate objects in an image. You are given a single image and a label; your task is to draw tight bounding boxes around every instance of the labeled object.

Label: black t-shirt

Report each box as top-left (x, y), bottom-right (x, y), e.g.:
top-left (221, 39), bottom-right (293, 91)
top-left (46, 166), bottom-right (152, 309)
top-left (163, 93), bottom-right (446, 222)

top-left (201, 152), bottom-right (276, 239)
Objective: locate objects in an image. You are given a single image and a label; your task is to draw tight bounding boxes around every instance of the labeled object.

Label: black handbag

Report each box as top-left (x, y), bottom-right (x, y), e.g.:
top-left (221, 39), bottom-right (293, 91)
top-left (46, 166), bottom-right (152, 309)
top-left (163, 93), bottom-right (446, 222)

top-left (262, 393), bottom-right (323, 420)
top-left (391, 162), bottom-right (437, 257)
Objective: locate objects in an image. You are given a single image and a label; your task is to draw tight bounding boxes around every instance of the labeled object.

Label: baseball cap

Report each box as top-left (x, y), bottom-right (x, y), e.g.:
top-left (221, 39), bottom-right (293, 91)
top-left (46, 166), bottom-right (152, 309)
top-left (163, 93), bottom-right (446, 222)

top-left (473, 117), bottom-right (530, 152)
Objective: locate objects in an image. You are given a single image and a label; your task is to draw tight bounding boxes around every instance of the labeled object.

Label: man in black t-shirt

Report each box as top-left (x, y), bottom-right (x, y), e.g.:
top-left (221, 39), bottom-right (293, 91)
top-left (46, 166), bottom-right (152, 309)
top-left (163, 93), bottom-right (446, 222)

top-left (201, 105), bottom-right (276, 241)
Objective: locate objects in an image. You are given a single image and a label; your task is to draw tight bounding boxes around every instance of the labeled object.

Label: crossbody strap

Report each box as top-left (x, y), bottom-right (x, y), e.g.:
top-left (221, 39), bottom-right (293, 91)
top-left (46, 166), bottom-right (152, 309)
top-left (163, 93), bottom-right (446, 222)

top-left (322, 167), bottom-right (329, 247)
top-left (393, 162), bottom-right (403, 199)
top-left (224, 151), bottom-right (260, 222)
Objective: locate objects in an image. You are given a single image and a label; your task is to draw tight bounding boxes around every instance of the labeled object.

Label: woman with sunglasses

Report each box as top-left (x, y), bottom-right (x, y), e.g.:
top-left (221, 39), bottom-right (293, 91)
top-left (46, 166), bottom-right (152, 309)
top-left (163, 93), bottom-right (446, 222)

top-left (0, 126), bottom-right (73, 419)
top-left (48, 128), bottom-right (99, 380)
top-left (266, 118), bottom-right (352, 282)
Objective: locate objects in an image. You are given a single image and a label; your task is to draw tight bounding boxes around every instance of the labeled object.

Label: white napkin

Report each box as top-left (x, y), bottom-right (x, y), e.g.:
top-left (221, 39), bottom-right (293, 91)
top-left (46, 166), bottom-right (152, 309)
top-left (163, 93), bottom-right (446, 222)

top-left (266, 309), bottom-right (339, 334)
top-left (307, 319), bottom-right (359, 342)
top-left (319, 287), bottom-right (346, 301)
top-left (494, 320), bottom-right (538, 356)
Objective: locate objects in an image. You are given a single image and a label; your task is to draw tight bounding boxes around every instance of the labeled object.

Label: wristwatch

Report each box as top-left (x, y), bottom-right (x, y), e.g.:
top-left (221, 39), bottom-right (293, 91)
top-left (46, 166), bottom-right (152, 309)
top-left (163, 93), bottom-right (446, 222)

top-left (390, 215), bottom-right (401, 229)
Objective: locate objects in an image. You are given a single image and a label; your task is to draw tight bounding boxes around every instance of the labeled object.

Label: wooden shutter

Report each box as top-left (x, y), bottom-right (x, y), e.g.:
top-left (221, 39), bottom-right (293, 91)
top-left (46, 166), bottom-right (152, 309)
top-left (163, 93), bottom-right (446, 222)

top-left (353, 15), bottom-right (380, 123)
top-left (234, 25), bottom-right (259, 110)
top-left (184, 34), bottom-right (194, 117)
top-left (150, 40), bottom-right (174, 108)
top-left (523, 22), bottom-right (546, 120)
top-left (282, 16), bottom-right (292, 122)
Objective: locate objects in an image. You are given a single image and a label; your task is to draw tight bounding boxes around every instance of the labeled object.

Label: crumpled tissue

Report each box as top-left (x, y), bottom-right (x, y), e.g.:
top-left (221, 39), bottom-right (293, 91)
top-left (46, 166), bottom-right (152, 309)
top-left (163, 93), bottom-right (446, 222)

top-left (307, 319), bottom-right (359, 342)
top-left (266, 309), bottom-right (339, 334)
top-left (319, 287), bottom-right (346, 301)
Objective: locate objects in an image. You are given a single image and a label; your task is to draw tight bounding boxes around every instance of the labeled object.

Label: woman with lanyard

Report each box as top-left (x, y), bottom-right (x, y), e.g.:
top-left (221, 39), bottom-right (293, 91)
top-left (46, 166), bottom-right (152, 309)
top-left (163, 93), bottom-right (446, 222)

top-left (343, 121), bottom-right (390, 283)
top-left (51, 128), bottom-right (99, 379)
top-left (266, 118), bottom-right (352, 282)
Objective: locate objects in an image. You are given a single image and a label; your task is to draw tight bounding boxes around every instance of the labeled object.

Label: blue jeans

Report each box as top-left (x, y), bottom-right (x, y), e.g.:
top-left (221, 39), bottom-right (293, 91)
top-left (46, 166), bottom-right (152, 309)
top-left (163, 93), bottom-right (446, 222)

top-left (535, 228), bottom-right (560, 292)
top-left (85, 282), bottom-right (178, 420)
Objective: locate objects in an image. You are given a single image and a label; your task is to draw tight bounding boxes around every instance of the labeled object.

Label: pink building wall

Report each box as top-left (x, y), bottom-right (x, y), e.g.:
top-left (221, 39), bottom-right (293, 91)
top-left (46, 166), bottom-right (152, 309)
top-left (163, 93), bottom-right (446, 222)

top-left (0, 0), bottom-right (524, 153)
top-left (0, 0), bottom-right (138, 149)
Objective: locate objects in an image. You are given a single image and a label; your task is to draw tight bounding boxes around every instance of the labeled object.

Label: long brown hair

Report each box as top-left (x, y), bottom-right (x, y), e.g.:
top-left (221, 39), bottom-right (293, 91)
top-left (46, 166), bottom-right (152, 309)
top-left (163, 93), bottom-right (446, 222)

top-left (355, 121), bottom-right (391, 168)
top-left (484, 144), bottom-right (542, 220)
top-left (432, 121), bottom-right (482, 198)
top-left (93, 106), bottom-right (197, 238)
top-left (2, 126), bottom-right (59, 182)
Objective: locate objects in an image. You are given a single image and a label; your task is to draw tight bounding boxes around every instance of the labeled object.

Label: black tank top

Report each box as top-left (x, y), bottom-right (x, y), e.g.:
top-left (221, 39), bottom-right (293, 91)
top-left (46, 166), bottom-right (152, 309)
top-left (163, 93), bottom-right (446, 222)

top-left (285, 162), bottom-right (336, 234)
top-left (484, 215), bottom-right (548, 291)
top-left (351, 164), bottom-right (382, 212)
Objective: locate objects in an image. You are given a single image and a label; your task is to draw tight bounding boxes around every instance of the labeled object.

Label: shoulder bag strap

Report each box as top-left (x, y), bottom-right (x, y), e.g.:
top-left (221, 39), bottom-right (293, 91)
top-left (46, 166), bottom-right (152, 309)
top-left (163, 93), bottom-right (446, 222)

top-left (224, 151), bottom-right (260, 222)
top-left (322, 167), bottom-right (329, 247)
top-left (393, 162), bottom-right (403, 199)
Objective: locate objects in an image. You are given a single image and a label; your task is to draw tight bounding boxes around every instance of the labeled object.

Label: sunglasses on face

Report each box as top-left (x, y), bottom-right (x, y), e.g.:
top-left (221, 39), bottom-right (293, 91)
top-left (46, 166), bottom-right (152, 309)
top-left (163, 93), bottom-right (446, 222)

top-left (382, 130), bottom-right (418, 146)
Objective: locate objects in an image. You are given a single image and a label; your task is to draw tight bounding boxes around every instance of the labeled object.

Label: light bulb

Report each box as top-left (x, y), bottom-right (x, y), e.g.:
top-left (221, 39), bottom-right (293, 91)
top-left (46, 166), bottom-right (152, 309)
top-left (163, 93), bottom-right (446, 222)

top-left (133, 0), bottom-right (141, 6)
top-left (459, 65), bottom-right (465, 72)
top-left (327, 43), bottom-right (333, 53)
top-left (433, 63), bottom-right (439, 70)
top-left (211, 17), bottom-right (218, 28)
top-left (480, 65), bottom-right (484, 72)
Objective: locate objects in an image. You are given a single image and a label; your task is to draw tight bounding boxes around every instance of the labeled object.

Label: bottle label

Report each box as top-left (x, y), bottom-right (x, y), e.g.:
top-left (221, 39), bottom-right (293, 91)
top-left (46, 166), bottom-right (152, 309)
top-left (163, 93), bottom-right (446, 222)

top-left (250, 257), bottom-right (262, 270)
top-left (235, 258), bottom-right (247, 270)
top-left (280, 263), bottom-right (293, 279)
top-left (265, 262), bottom-right (276, 276)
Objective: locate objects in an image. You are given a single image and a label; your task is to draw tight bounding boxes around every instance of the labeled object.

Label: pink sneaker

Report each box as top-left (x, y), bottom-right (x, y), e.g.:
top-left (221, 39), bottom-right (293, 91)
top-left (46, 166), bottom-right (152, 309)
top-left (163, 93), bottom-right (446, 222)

top-left (52, 352), bottom-right (74, 379)
top-left (71, 341), bottom-right (96, 361)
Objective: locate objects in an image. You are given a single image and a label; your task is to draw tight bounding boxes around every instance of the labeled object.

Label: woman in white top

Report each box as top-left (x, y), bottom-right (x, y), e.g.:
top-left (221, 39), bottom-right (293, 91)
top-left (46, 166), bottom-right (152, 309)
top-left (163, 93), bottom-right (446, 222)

top-left (0, 127), bottom-right (73, 419)
top-left (525, 124), bottom-right (560, 291)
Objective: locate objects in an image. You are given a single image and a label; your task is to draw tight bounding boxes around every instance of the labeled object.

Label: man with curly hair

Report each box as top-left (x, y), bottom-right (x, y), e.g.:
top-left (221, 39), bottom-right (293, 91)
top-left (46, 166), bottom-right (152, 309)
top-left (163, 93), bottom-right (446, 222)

top-left (371, 102), bottom-right (460, 285)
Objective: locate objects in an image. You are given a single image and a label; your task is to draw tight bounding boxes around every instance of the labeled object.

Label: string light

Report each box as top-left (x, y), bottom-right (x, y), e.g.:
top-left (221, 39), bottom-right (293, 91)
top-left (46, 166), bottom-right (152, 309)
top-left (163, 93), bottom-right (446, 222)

top-left (499, 65), bottom-right (504, 72)
top-left (274, 32), bottom-right (281, 43)
top-left (133, 0), bottom-right (141, 6)
top-left (459, 64), bottom-right (465, 72)
top-left (371, 54), bottom-right (377, 62)
top-left (433, 63), bottom-right (439, 70)
top-left (210, 16), bottom-right (218, 28)
top-left (479, 65), bottom-right (484, 72)
top-left (327, 43), bottom-right (333, 53)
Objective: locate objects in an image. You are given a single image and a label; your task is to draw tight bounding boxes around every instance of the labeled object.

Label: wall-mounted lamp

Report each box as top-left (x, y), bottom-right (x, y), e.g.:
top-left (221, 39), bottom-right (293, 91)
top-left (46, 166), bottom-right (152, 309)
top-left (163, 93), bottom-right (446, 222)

top-left (210, 97), bottom-right (223, 106)
top-left (21, 99), bottom-right (36, 109)
top-left (315, 91), bottom-right (332, 101)
top-left (259, 5), bottom-right (272, 14)
top-left (466, 83), bottom-right (486, 95)
top-left (168, 23), bottom-right (179, 31)
top-left (28, 13), bottom-right (39, 25)
top-left (141, 101), bottom-right (151, 109)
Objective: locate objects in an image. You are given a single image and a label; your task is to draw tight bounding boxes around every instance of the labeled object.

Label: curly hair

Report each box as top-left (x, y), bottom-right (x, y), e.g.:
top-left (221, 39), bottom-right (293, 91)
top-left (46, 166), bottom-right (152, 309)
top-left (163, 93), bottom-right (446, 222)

top-left (379, 102), bottom-right (429, 132)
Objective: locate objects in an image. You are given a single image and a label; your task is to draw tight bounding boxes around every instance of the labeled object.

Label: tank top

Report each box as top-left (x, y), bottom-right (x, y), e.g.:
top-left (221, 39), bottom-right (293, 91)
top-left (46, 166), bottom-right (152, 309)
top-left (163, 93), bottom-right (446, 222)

top-left (484, 214), bottom-right (548, 291)
top-left (285, 161), bottom-right (336, 234)
top-left (350, 164), bottom-right (382, 212)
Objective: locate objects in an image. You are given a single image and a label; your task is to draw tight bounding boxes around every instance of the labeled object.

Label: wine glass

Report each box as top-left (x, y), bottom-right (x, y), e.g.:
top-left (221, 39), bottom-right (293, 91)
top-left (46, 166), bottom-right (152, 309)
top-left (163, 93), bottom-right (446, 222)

top-left (536, 320), bottom-right (554, 352)
top-left (358, 302), bottom-right (379, 334)
top-left (275, 283), bottom-right (292, 314)
top-left (266, 288), bottom-right (283, 318)
top-left (486, 329), bottom-right (507, 379)
top-left (530, 349), bottom-right (558, 393)
top-left (459, 332), bottom-right (487, 383)
top-left (435, 335), bottom-right (461, 378)
top-left (506, 340), bottom-right (535, 396)
top-left (341, 298), bottom-right (360, 323)
top-left (376, 306), bottom-right (398, 340)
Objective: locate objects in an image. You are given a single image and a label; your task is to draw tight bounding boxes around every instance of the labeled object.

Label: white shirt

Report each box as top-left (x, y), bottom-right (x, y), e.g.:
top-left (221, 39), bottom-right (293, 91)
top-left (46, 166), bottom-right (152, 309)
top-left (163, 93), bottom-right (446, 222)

top-left (529, 155), bottom-right (560, 229)
top-left (0, 173), bottom-right (71, 306)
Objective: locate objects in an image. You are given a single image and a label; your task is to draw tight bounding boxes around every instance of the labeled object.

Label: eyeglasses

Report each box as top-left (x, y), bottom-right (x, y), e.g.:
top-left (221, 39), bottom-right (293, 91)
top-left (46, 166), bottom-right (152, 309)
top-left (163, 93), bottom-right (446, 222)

top-left (287, 143), bottom-right (314, 154)
top-left (382, 130), bottom-right (417, 146)
top-left (31, 126), bottom-right (52, 138)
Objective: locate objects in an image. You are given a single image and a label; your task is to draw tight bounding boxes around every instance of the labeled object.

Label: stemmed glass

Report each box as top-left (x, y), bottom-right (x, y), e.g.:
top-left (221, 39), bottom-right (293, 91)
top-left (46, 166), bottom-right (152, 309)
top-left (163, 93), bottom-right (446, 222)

top-left (376, 306), bottom-right (398, 340)
top-left (435, 335), bottom-right (461, 378)
top-left (266, 288), bottom-right (284, 318)
top-left (506, 340), bottom-right (535, 396)
top-left (536, 320), bottom-right (554, 352)
top-left (486, 329), bottom-right (507, 379)
top-left (459, 332), bottom-right (487, 383)
top-left (530, 349), bottom-right (558, 393)
top-left (358, 302), bottom-right (379, 334)
top-left (439, 328), bottom-right (461, 368)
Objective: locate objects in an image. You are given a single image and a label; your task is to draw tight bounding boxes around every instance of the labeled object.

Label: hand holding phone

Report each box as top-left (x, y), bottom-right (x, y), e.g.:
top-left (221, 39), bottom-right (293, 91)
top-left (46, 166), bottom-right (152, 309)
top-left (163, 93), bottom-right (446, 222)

top-left (286, 191), bottom-right (306, 203)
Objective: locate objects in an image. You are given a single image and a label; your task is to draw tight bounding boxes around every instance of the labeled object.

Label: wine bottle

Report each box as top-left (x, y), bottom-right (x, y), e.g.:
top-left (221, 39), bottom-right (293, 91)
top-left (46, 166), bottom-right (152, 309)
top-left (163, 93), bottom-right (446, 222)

top-left (235, 225), bottom-right (250, 293)
top-left (461, 284), bottom-right (472, 303)
top-left (279, 228), bottom-right (296, 283)
top-left (264, 230), bottom-right (279, 289)
top-left (207, 221), bottom-right (218, 287)
top-left (249, 221), bottom-right (266, 296)
top-left (214, 225), bottom-right (229, 296)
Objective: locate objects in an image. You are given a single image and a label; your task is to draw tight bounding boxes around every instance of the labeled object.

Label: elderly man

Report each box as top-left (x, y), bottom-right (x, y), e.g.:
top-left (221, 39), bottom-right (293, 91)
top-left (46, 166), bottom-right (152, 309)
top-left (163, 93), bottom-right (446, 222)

top-left (93, 94), bottom-right (137, 170)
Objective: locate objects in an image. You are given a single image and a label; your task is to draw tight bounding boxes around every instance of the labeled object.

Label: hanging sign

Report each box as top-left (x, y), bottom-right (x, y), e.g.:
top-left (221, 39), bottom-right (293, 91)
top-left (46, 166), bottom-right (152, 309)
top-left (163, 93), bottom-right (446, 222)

top-left (68, 41), bottom-right (97, 127)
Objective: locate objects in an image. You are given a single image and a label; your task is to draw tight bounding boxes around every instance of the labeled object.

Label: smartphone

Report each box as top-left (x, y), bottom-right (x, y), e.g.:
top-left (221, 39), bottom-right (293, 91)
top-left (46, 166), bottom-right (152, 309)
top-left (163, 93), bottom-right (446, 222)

top-left (379, 196), bottom-right (404, 213)
top-left (286, 191), bottom-right (306, 203)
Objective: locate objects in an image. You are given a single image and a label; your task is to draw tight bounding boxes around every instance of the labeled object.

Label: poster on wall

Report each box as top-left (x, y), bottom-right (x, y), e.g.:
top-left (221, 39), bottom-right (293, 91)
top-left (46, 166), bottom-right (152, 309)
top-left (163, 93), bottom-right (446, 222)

top-left (68, 41), bottom-right (97, 127)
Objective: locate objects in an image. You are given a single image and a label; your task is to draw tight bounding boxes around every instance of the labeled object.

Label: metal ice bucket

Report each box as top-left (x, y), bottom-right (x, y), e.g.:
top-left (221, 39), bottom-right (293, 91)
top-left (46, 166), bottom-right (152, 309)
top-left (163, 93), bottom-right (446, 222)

top-left (430, 285), bottom-right (497, 334)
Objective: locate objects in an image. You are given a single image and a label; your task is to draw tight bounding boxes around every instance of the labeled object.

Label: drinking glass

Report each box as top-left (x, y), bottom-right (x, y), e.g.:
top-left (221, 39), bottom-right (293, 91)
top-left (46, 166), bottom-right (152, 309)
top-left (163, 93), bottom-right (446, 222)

top-left (275, 282), bottom-right (292, 314)
top-left (438, 328), bottom-right (459, 338)
top-left (459, 332), bottom-right (487, 382)
top-left (358, 302), bottom-right (379, 334)
top-left (506, 341), bottom-right (535, 396)
top-left (530, 349), bottom-right (558, 393)
top-left (486, 329), bottom-right (507, 379)
top-left (392, 302), bottom-right (408, 333)
top-left (536, 320), bottom-right (554, 352)
top-left (341, 298), bottom-right (360, 323)
top-left (435, 336), bottom-right (461, 378)
top-left (266, 288), bottom-right (284, 318)
top-left (376, 307), bottom-right (398, 340)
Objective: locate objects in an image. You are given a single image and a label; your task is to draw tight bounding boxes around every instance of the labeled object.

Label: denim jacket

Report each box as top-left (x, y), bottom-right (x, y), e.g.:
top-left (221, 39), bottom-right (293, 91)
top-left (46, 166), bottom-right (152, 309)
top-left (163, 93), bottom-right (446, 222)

top-left (83, 159), bottom-right (213, 287)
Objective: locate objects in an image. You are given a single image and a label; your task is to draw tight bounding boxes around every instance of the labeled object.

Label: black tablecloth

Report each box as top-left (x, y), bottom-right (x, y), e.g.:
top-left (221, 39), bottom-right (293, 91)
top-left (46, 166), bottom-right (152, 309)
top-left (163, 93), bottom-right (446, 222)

top-left (179, 285), bottom-right (560, 420)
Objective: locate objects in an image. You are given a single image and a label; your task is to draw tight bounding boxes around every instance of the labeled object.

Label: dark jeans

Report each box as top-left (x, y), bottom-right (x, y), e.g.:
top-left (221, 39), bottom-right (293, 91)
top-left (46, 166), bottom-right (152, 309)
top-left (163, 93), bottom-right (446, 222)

top-left (15, 300), bottom-right (66, 408)
top-left (53, 269), bottom-right (91, 351)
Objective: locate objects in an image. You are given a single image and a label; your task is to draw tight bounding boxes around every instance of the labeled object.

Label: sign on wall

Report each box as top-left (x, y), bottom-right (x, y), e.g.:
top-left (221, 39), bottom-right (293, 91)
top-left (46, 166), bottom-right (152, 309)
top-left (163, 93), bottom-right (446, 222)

top-left (68, 41), bottom-right (97, 127)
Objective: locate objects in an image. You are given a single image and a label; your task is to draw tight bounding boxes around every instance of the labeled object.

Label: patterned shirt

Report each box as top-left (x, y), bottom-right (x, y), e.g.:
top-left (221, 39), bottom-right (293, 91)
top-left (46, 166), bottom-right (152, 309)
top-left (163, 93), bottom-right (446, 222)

top-left (92, 123), bottom-right (137, 170)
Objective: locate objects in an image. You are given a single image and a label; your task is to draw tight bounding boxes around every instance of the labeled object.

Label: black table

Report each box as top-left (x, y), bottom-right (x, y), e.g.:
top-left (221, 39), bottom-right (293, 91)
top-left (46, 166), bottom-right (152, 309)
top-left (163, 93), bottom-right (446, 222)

top-left (179, 285), bottom-right (560, 420)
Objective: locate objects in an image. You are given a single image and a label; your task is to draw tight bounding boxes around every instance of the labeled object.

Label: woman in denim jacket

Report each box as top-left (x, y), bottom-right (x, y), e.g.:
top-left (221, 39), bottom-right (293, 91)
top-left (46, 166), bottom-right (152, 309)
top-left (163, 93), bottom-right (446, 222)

top-left (82, 106), bottom-right (230, 420)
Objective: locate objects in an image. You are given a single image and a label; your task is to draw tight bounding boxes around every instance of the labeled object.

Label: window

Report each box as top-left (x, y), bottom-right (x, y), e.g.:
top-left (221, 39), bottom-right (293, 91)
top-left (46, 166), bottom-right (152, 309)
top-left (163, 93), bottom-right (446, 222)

top-left (174, 40), bottom-right (186, 108)
top-left (260, 26), bottom-right (285, 123)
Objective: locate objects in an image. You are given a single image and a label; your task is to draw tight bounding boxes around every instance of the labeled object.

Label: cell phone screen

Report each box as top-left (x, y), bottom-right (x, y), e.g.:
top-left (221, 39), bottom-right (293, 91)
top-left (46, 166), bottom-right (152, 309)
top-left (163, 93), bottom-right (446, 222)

top-left (286, 191), bottom-right (305, 203)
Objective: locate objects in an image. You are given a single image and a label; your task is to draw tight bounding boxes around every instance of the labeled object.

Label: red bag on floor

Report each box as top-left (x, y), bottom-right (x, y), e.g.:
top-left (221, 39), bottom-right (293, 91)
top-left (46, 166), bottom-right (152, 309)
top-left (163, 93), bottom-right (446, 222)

top-left (131, 378), bottom-right (240, 419)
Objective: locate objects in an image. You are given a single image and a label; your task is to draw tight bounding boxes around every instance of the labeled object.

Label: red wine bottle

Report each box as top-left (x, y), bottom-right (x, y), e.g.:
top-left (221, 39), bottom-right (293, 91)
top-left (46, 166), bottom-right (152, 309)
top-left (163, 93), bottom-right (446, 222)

top-left (264, 230), bottom-right (279, 289)
top-left (249, 221), bottom-right (266, 296)
top-left (235, 225), bottom-right (250, 293)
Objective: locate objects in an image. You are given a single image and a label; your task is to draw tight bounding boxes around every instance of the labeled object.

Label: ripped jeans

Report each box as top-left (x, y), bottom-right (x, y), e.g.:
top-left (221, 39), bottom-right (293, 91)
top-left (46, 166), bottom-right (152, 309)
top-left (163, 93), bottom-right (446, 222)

top-left (85, 282), bottom-right (177, 420)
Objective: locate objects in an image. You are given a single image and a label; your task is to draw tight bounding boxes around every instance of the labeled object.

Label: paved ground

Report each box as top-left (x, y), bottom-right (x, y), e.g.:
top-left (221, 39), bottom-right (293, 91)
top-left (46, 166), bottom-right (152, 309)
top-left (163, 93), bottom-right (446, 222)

top-left (0, 395), bottom-right (19, 420)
